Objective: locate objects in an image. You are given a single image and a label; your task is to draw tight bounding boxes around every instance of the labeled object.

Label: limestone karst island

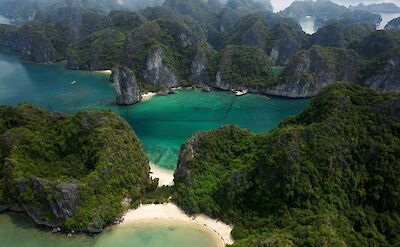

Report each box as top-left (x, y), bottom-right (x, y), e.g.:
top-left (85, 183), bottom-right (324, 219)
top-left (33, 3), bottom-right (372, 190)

top-left (0, 0), bottom-right (399, 246)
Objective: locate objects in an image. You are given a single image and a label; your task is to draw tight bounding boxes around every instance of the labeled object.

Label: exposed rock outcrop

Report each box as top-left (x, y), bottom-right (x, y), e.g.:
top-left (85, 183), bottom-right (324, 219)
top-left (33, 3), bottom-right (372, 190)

top-left (112, 66), bottom-right (141, 105)
top-left (9, 177), bottom-right (79, 228)
top-left (362, 55), bottom-right (400, 92)
top-left (143, 47), bottom-right (179, 87)
top-left (270, 22), bottom-right (307, 65)
top-left (190, 44), bottom-right (213, 85)
top-left (0, 23), bottom-right (67, 63)
top-left (266, 46), bottom-right (361, 98)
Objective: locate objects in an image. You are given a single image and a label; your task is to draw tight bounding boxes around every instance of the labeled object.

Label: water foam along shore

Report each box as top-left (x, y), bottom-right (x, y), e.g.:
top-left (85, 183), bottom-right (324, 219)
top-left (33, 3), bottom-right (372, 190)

top-left (150, 163), bottom-right (175, 187)
top-left (121, 203), bottom-right (234, 247)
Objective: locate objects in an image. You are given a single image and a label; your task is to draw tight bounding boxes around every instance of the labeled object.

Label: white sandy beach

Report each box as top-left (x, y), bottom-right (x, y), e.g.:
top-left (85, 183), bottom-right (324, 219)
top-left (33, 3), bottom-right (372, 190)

top-left (121, 203), bottom-right (234, 247)
top-left (150, 163), bottom-right (175, 187)
top-left (141, 92), bottom-right (157, 101)
top-left (94, 70), bottom-right (112, 75)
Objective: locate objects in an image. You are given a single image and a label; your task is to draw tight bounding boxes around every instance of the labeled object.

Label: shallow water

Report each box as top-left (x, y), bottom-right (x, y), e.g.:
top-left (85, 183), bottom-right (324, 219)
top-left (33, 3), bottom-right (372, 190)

top-left (0, 52), bottom-right (309, 169)
top-left (0, 213), bottom-right (218, 247)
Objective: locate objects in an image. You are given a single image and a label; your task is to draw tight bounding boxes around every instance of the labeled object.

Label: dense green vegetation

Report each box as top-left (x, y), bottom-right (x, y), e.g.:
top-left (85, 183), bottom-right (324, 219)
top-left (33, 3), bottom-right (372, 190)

top-left (213, 45), bottom-right (274, 88)
top-left (67, 28), bottom-right (126, 70)
top-left (0, 104), bottom-right (155, 232)
top-left (0, 0), bottom-right (399, 95)
top-left (310, 22), bottom-right (376, 48)
top-left (174, 83), bottom-right (400, 246)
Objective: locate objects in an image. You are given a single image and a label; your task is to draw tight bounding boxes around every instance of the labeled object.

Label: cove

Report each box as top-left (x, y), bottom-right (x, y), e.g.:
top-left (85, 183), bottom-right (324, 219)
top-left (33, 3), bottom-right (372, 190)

top-left (0, 52), bottom-right (309, 170)
top-left (0, 213), bottom-right (218, 247)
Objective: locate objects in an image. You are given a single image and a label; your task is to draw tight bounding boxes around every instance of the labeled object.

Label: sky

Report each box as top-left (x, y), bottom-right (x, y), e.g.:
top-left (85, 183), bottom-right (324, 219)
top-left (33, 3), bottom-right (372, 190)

top-left (270, 0), bottom-right (400, 12)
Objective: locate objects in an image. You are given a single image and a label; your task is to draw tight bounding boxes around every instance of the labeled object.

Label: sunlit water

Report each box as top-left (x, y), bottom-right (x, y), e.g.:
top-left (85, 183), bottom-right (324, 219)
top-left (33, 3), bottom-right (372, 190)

top-left (0, 52), bottom-right (309, 170)
top-left (0, 213), bottom-right (218, 247)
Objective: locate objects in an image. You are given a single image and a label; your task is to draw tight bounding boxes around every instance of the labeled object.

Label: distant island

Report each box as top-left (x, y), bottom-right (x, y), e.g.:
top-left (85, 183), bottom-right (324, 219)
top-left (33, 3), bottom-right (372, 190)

top-left (350, 3), bottom-right (400, 13)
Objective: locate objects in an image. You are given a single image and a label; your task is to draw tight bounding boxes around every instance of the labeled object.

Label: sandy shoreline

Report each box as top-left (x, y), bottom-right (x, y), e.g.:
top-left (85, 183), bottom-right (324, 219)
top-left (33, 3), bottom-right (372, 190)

top-left (150, 163), bottom-right (175, 187)
top-left (93, 70), bottom-right (112, 75)
top-left (121, 203), bottom-right (233, 246)
top-left (141, 92), bottom-right (157, 101)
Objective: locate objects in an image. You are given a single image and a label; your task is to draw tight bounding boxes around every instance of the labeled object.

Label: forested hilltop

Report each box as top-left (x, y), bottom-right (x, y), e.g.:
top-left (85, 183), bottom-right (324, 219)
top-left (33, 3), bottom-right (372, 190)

top-left (174, 83), bottom-right (400, 246)
top-left (0, 104), bottom-right (156, 233)
top-left (0, 0), bottom-right (399, 102)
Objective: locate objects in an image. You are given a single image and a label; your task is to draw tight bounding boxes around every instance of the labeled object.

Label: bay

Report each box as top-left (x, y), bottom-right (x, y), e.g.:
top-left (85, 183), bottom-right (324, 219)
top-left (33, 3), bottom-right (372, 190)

top-left (0, 52), bottom-right (309, 170)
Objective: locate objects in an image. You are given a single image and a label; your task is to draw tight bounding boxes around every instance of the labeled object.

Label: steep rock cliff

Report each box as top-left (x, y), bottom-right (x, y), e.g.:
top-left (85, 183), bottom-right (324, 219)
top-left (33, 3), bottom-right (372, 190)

top-left (0, 22), bottom-right (69, 62)
top-left (190, 43), bottom-right (214, 85)
top-left (112, 66), bottom-right (141, 105)
top-left (267, 46), bottom-right (361, 97)
top-left (143, 47), bottom-right (179, 87)
top-left (361, 50), bottom-right (400, 92)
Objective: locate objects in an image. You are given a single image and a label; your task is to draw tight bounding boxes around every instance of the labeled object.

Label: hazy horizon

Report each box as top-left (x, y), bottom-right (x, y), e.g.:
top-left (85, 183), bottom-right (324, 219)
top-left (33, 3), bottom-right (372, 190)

top-left (271, 0), bottom-right (400, 12)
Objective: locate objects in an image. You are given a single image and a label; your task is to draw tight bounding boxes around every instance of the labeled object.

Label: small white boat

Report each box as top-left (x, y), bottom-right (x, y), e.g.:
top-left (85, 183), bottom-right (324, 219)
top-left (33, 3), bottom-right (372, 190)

top-left (71, 80), bottom-right (77, 85)
top-left (234, 89), bottom-right (248, 96)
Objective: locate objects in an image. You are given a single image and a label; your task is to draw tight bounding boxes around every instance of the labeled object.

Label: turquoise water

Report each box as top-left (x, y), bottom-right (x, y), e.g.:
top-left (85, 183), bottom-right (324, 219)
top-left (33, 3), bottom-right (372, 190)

top-left (0, 52), bottom-right (309, 246)
top-left (0, 52), bottom-right (309, 170)
top-left (0, 213), bottom-right (217, 247)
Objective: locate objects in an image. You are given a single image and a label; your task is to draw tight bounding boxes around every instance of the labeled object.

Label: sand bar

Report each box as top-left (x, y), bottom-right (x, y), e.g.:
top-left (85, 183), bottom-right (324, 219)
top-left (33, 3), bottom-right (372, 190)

top-left (121, 203), bottom-right (234, 246)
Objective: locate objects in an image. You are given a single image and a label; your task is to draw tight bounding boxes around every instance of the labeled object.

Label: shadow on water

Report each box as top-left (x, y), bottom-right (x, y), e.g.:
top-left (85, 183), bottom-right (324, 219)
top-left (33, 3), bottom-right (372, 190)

top-left (7, 212), bottom-right (40, 230)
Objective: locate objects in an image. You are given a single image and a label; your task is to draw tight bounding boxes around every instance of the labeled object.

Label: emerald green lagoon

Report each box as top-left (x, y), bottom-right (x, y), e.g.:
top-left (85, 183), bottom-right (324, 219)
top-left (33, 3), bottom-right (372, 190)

top-left (0, 213), bottom-right (217, 247)
top-left (0, 52), bottom-right (308, 246)
top-left (0, 52), bottom-right (309, 170)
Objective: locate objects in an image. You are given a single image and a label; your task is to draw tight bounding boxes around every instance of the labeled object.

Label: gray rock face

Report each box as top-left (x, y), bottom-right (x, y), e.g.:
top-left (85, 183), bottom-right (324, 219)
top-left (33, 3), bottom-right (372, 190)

top-left (214, 71), bottom-right (233, 91)
top-left (9, 176), bottom-right (79, 228)
top-left (0, 24), bottom-right (65, 63)
top-left (9, 31), bottom-right (58, 63)
top-left (270, 30), bottom-right (304, 66)
top-left (266, 46), bottom-right (361, 98)
top-left (363, 56), bottom-right (400, 92)
top-left (190, 44), bottom-right (213, 85)
top-left (143, 48), bottom-right (179, 87)
top-left (175, 133), bottom-right (201, 187)
top-left (112, 66), bottom-right (141, 105)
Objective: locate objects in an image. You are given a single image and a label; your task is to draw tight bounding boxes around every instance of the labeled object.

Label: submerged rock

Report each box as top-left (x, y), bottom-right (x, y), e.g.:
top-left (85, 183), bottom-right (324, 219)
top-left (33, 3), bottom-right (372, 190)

top-left (112, 66), bottom-right (141, 105)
